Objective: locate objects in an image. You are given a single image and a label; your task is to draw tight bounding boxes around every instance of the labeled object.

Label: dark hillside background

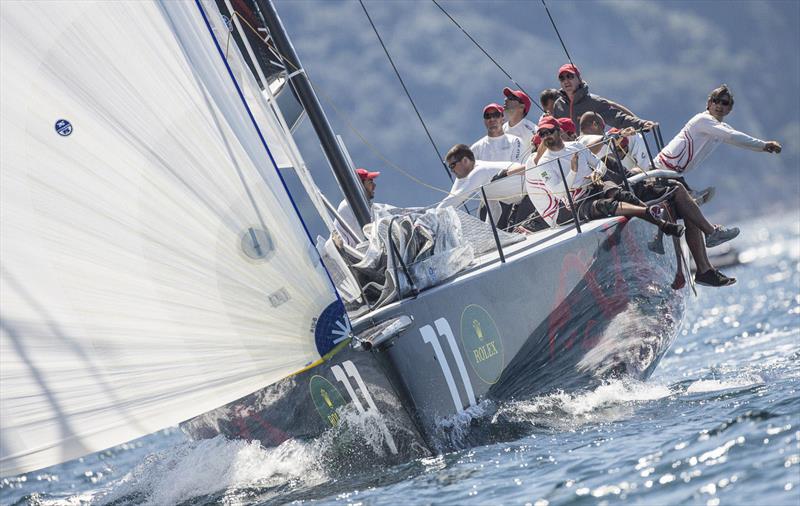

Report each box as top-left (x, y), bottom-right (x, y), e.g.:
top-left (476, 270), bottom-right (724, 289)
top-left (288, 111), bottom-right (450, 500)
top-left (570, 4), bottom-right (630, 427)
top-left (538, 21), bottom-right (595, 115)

top-left (272, 0), bottom-right (799, 236)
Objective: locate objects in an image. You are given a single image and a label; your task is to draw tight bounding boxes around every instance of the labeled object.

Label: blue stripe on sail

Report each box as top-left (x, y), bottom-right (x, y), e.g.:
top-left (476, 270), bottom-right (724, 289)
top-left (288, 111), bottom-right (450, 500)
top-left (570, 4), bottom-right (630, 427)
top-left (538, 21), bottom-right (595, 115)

top-left (193, 0), bottom-right (349, 354)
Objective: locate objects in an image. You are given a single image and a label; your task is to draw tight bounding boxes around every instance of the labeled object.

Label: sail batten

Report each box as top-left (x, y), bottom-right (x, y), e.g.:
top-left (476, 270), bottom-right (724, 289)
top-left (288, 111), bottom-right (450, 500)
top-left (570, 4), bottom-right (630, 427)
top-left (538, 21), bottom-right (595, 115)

top-left (1, 0), bottom-right (343, 476)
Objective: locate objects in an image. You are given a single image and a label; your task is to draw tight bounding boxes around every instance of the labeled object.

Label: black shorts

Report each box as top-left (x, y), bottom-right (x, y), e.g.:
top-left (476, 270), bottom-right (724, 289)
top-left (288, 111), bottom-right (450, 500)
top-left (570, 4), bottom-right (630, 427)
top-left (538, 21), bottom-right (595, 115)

top-left (634, 179), bottom-right (681, 204)
top-left (572, 182), bottom-right (641, 223)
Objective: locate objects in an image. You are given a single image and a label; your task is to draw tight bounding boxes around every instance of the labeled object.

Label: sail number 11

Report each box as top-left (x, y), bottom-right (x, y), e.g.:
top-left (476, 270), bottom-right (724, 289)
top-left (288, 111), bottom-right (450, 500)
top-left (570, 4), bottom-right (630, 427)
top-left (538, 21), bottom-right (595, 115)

top-left (419, 318), bottom-right (476, 413)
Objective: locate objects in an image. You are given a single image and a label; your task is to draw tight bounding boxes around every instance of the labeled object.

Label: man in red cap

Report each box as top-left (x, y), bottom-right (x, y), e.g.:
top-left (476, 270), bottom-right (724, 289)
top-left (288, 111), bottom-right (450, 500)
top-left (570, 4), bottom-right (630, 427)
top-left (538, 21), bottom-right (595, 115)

top-left (556, 117), bottom-right (577, 142)
top-left (470, 103), bottom-right (525, 163)
top-left (553, 63), bottom-right (655, 135)
top-left (333, 168), bottom-right (379, 247)
top-left (502, 87), bottom-right (537, 156)
top-left (510, 116), bottom-right (683, 239)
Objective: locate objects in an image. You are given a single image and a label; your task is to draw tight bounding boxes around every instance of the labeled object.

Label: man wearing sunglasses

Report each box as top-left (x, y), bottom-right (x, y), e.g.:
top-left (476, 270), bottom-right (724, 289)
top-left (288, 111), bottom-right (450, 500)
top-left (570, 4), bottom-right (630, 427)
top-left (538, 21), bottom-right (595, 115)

top-left (511, 116), bottom-right (683, 238)
top-left (553, 63), bottom-right (655, 135)
top-left (470, 103), bottom-right (525, 163)
top-left (502, 88), bottom-right (537, 155)
top-left (438, 144), bottom-right (526, 228)
top-left (654, 84), bottom-right (782, 175)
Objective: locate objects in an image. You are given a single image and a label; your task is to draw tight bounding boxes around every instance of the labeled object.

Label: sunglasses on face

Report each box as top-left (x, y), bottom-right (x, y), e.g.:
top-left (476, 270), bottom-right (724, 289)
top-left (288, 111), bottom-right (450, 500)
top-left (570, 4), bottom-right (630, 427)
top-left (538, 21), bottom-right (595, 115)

top-left (538, 127), bottom-right (558, 137)
top-left (711, 97), bottom-right (732, 106)
top-left (483, 112), bottom-right (503, 119)
top-left (558, 73), bottom-right (576, 81)
top-left (505, 96), bottom-right (522, 104)
top-left (447, 159), bottom-right (459, 170)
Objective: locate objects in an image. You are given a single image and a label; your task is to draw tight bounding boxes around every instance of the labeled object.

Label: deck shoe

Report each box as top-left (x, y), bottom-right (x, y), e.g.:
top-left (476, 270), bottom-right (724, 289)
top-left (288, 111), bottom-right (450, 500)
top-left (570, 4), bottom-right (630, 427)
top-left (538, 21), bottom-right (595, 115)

top-left (660, 222), bottom-right (685, 238)
top-left (705, 225), bottom-right (740, 248)
top-left (695, 268), bottom-right (737, 287)
top-left (691, 186), bottom-right (716, 206)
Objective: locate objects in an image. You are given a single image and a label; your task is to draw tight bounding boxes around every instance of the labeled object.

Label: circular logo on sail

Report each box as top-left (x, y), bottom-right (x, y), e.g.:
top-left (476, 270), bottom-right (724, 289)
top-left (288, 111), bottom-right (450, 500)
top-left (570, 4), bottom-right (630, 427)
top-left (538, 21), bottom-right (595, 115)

top-left (54, 119), bottom-right (72, 137)
top-left (309, 375), bottom-right (347, 427)
top-left (240, 226), bottom-right (274, 261)
top-left (460, 304), bottom-right (504, 384)
top-left (313, 300), bottom-right (349, 356)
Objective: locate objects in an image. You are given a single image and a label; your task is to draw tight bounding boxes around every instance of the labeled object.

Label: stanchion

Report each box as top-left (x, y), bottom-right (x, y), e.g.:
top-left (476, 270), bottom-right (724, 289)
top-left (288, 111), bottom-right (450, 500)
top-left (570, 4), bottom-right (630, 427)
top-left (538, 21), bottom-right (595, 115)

top-left (481, 187), bottom-right (506, 263)
top-left (556, 159), bottom-right (581, 234)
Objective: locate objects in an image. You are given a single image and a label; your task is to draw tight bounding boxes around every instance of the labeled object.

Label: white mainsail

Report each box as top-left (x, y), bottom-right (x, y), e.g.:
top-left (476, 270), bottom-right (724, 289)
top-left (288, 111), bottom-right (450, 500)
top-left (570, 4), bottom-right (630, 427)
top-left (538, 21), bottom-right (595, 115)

top-left (0, 0), bottom-right (345, 476)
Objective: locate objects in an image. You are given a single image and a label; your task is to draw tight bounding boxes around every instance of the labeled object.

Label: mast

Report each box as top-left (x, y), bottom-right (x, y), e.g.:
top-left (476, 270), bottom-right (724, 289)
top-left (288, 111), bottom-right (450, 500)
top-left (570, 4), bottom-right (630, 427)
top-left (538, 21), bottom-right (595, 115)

top-left (254, 0), bottom-right (372, 227)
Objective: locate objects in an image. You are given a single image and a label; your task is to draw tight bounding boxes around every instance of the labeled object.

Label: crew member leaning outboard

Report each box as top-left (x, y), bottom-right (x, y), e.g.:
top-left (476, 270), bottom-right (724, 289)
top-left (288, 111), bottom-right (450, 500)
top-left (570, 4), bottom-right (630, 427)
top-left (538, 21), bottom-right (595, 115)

top-left (509, 116), bottom-right (683, 238)
top-left (650, 85), bottom-right (783, 286)
top-left (654, 84), bottom-right (782, 175)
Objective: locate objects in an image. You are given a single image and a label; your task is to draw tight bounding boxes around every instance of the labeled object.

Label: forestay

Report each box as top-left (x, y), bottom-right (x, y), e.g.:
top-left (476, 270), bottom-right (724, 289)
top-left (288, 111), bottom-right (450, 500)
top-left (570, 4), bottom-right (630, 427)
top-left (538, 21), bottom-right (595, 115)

top-left (0, 0), bottom-right (345, 476)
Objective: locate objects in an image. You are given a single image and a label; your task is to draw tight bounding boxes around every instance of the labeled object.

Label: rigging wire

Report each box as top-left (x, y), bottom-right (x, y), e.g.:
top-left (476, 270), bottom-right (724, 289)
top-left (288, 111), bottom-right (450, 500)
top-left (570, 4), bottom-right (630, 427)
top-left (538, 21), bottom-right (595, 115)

top-left (227, 7), bottom-right (629, 207)
top-left (226, 11), bottom-right (451, 195)
top-left (430, 0), bottom-right (545, 114)
top-left (541, 0), bottom-right (577, 71)
top-left (357, 0), bottom-right (453, 182)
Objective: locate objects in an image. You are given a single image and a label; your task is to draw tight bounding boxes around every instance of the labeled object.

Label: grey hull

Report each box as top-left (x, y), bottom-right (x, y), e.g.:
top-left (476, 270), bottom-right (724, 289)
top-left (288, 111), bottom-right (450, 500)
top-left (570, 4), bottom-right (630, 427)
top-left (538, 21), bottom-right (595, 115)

top-left (182, 216), bottom-right (685, 455)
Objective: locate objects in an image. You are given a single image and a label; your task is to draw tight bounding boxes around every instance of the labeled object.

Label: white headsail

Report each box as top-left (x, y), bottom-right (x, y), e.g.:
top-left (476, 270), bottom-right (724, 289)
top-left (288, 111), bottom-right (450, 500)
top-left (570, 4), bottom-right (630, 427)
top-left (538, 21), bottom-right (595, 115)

top-left (0, 0), bottom-right (346, 476)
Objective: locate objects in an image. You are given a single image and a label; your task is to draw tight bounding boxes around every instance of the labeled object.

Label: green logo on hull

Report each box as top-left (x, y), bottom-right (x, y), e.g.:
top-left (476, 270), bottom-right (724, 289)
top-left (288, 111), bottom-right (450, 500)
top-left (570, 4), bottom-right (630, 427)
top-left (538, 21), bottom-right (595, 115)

top-left (309, 375), bottom-right (346, 427)
top-left (460, 304), bottom-right (504, 384)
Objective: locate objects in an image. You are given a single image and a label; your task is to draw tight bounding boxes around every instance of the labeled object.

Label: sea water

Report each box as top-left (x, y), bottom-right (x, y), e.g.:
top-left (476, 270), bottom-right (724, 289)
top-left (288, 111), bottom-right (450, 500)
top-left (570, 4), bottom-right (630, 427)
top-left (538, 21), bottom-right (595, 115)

top-left (2, 214), bottom-right (798, 506)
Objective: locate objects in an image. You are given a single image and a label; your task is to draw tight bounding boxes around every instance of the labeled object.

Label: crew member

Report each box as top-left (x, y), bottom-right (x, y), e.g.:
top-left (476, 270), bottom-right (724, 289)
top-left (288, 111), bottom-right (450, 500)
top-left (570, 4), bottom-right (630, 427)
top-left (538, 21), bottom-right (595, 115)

top-left (438, 144), bottom-right (525, 229)
top-left (553, 63), bottom-right (656, 134)
top-left (502, 88), bottom-right (537, 155)
top-left (511, 117), bottom-right (682, 237)
top-left (333, 168), bottom-right (379, 247)
top-left (471, 103), bottom-right (525, 163)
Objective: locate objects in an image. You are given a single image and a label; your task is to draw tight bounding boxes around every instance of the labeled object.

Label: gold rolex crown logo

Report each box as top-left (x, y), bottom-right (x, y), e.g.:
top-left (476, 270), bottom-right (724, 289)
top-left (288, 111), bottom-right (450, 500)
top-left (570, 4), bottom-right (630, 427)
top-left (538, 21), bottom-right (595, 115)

top-left (320, 388), bottom-right (333, 408)
top-left (472, 319), bottom-right (484, 340)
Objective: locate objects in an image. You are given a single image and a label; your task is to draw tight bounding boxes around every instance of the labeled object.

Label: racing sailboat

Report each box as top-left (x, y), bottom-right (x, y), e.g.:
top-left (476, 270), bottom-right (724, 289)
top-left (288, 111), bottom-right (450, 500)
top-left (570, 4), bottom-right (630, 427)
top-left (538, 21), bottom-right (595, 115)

top-left (0, 0), bottom-right (685, 476)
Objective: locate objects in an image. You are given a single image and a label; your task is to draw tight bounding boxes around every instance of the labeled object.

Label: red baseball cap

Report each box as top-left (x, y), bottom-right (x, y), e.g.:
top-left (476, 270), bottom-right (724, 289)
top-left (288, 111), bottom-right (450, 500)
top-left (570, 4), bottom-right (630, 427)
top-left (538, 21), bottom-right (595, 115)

top-left (557, 117), bottom-right (576, 134)
top-left (483, 103), bottom-right (504, 115)
top-left (538, 116), bottom-right (559, 130)
top-left (557, 63), bottom-right (581, 78)
top-left (356, 168), bottom-right (380, 181)
top-left (502, 88), bottom-right (532, 116)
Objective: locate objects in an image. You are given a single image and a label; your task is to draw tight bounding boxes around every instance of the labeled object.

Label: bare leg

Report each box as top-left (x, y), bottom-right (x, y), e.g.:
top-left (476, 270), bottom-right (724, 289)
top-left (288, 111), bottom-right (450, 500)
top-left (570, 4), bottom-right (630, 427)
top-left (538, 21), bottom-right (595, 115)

top-left (686, 221), bottom-right (712, 274)
top-left (662, 206), bottom-right (685, 289)
top-left (615, 202), bottom-right (651, 220)
top-left (672, 186), bottom-right (714, 235)
top-left (613, 202), bottom-right (683, 237)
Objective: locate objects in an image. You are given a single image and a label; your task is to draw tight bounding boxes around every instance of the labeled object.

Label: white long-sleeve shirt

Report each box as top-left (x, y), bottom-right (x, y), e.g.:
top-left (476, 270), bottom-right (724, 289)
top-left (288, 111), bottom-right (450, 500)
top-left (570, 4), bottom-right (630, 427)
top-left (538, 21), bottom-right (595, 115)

top-left (437, 161), bottom-right (525, 223)
top-left (470, 133), bottom-right (525, 163)
top-left (654, 111), bottom-right (766, 174)
top-left (333, 199), bottom-right (373, 247)
top-left (503, 118), bottom-right (537, 156)
top-left (525, 141), bottom-right (600, 227)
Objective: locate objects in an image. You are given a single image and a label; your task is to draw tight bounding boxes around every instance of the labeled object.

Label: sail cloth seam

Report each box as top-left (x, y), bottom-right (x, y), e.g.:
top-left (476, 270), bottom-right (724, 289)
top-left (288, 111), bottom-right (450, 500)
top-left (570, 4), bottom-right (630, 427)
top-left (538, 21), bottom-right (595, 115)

top-left (192, 0), bottom-right (349, 333)
top-left (357, 0), bottom-right (453, 183)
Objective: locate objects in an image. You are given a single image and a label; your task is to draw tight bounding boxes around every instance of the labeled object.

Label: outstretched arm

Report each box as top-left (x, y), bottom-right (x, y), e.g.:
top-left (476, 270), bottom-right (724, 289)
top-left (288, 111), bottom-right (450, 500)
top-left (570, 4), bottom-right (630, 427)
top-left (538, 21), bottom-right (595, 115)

top-left (699, 119), bottom-right (781, 153)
